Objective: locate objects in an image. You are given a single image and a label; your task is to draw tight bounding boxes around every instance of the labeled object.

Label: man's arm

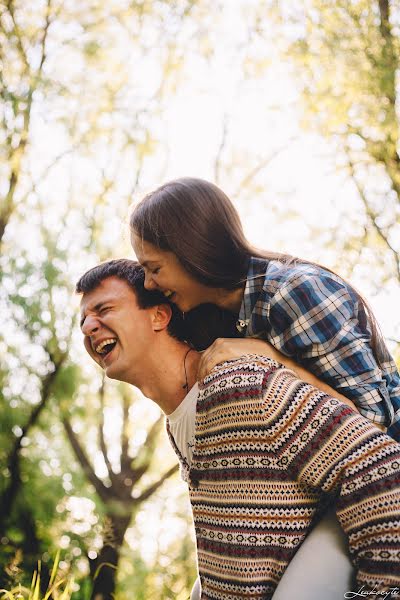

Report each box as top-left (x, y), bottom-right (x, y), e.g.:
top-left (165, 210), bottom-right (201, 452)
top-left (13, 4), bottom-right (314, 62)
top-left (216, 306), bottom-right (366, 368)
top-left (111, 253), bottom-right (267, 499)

top-left (197, 337), bottom-right (389, 433)
top-left (259, 357), bottom-right (400, 589)
top-left (198, 337), bottom-right (358, 408)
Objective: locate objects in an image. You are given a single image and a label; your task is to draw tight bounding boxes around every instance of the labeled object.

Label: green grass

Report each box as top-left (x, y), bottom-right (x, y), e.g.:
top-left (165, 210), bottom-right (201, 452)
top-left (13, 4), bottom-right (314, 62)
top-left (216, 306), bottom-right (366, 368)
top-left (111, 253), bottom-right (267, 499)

top-left (0, 551), bottom-right (74, 600)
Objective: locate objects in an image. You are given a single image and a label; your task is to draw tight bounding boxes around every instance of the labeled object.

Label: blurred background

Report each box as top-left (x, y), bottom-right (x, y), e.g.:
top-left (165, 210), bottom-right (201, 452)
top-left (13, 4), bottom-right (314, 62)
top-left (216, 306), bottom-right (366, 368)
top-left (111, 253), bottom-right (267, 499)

top-left (1, 0), bottom-right (399, 598)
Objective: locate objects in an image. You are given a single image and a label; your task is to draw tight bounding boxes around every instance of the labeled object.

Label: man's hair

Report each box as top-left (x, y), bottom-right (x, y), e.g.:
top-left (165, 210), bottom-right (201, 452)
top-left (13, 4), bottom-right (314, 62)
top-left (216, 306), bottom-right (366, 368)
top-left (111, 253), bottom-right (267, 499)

top-left (76, 258), bottom-right (185, 340)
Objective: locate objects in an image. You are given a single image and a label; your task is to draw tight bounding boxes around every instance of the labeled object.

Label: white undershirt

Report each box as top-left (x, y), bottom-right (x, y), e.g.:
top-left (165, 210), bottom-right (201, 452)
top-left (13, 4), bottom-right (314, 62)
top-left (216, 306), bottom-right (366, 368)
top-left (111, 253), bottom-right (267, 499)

top-left (167, 382), bottom-right (199, 468)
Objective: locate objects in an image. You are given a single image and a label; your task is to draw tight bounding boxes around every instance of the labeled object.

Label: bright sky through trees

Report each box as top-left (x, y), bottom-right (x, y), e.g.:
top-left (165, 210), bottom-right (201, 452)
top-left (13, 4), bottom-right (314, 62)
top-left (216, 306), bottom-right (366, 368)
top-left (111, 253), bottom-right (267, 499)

top-left (1, 0), bottom-right (399, 596)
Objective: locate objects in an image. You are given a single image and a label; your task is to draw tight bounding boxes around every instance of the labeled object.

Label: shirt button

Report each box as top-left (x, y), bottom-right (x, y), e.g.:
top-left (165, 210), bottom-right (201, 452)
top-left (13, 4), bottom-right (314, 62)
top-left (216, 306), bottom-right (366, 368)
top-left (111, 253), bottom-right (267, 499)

top-left (236, 319), bottom-right (249, 332)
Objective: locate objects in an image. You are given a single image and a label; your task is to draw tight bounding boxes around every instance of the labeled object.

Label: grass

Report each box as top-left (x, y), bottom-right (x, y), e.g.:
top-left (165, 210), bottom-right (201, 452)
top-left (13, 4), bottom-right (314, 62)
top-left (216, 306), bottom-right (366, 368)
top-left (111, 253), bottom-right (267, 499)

top-left (0, 551), bottom-right (74, 600)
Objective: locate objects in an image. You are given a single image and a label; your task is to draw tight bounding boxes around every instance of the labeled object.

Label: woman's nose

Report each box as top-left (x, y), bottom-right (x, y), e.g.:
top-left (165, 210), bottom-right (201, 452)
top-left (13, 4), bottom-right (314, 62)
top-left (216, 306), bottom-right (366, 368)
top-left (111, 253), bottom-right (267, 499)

top-left (144, 273), bottom-right (157, 290)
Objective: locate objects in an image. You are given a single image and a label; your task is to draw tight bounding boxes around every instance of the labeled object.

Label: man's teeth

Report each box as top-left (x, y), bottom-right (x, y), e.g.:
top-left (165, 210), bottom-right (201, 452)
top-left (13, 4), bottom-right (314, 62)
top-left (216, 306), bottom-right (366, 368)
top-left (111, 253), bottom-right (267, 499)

top-left (164, 290), bottom-right (174, 298)
top-left (95, 338), bottom-right (117, 354)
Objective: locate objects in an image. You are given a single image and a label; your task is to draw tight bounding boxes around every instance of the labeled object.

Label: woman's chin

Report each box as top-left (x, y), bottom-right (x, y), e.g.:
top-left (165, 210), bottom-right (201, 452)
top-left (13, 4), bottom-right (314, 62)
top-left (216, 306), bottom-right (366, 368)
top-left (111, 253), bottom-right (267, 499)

top-left (175, 300), bottom-right (186, 312)
top-left (174, 298), bottom-right (190, 312)
top-left (177, 299), bottom-right (200, 313)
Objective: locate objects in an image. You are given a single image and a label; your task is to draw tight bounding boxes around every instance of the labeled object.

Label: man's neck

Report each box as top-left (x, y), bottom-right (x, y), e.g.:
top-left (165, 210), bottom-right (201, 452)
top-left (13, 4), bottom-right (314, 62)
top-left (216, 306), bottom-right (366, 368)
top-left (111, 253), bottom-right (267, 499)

top-left (127, 340), bottom-right (201, 415)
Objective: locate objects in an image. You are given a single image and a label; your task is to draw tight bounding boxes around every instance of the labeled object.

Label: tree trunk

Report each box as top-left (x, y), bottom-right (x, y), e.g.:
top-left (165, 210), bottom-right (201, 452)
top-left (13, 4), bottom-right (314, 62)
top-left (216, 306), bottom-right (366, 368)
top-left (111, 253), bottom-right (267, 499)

top-left (89, 512), bottom-right (132, 600)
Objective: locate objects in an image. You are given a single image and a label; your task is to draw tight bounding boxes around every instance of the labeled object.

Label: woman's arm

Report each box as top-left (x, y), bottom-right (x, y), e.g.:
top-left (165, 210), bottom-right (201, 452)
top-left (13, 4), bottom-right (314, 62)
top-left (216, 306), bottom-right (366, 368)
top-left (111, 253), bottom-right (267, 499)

top-left (266, 270), bottom-right (394, 431)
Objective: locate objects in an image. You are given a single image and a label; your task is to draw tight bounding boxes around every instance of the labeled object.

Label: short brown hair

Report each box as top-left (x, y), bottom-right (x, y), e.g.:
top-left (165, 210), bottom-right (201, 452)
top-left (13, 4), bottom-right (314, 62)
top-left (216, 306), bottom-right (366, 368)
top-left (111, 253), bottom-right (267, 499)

top-left (76, 259), bottom-right (186, 340)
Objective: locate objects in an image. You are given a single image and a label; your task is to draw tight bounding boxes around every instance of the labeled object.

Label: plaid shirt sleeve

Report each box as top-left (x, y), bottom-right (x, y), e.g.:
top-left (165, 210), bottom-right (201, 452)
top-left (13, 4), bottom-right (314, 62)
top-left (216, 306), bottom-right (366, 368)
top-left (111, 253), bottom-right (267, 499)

top-left (264, 268), bottom-right (396, 427)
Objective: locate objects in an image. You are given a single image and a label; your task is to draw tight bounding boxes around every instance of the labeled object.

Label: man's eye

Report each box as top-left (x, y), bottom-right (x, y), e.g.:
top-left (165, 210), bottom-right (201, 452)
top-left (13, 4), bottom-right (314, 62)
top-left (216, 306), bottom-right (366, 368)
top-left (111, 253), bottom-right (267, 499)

top-left (152, 268), bottom-right (160, 275)
top-left (100, 306), bottom-right (111, 314)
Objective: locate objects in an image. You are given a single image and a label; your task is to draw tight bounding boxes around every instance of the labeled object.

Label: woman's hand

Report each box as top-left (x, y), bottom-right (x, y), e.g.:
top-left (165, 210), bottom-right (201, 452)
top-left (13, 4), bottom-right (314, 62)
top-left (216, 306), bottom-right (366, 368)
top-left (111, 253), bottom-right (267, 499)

top-left (197, 337), bottom-right (281, 381)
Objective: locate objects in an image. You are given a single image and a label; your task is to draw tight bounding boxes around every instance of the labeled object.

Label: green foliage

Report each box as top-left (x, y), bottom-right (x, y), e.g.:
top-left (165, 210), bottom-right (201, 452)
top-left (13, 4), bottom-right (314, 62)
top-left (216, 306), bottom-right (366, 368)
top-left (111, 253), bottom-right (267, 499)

top-left (283, 1), bottom-right (398, 144)
top-left (267, 0), bottom-right (400, 304)
top-left (0, 551), bottom-right (74, 600)
top-left (52, 365), bottom-right (81, 402)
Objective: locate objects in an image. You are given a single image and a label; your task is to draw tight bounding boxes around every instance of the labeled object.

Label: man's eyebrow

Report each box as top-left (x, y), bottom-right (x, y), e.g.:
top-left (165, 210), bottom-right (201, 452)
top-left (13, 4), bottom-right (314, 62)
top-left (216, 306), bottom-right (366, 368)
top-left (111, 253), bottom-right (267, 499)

top-left (79, 300), bottom-right (111, 327)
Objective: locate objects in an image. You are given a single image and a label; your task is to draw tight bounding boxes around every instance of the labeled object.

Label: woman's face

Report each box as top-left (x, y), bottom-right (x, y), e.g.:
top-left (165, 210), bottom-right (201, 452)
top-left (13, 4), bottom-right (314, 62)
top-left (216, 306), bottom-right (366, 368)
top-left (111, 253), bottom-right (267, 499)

top-left (132, 233), bottom-right (214, 312)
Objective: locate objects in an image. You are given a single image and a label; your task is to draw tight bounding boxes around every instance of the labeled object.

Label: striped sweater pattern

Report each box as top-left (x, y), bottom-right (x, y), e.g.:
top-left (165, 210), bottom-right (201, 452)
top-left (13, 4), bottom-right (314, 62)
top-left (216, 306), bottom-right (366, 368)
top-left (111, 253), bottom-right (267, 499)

top-left (174, 355), bottom-right (400, 599)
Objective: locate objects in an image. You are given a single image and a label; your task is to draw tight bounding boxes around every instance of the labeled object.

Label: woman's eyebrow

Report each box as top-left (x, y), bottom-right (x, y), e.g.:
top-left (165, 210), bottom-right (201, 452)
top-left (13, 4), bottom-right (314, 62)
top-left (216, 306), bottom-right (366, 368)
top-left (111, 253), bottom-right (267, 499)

top-left (141, 260), bottom-right (159, 268)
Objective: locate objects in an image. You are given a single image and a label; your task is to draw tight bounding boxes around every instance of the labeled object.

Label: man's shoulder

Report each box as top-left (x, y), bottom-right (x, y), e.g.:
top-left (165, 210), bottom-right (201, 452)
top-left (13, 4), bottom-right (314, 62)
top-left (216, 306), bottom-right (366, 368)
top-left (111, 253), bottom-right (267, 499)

top-left (196, 355), bottom-right (307, 432)
top-left (198, 354), bottom-right (286, 394)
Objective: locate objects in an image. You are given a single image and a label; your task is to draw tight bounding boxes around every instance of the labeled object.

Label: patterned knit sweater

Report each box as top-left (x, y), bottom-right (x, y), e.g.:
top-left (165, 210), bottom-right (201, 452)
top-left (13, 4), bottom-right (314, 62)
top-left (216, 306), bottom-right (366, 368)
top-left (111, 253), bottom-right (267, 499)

top-left (168, 355), bottom-right (400, 599)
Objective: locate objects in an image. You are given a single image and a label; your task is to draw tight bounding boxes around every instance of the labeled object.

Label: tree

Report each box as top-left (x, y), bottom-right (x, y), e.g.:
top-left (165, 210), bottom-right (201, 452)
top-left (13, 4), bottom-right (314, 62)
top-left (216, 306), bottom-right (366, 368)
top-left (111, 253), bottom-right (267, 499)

top-left (0, 0), bottom-right (54, 250)
top-left (0, 225), bottom-right (75, 588)
top-left (0, 0), bottom-right (207, 594)
top-left (62, 381), bottom-right (178, 599)
top-left (270, 0), bottom-right (400, 302)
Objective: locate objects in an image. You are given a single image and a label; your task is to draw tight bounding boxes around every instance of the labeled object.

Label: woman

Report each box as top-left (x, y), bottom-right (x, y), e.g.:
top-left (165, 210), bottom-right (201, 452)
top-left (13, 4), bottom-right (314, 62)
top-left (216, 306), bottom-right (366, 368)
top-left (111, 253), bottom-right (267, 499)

top-left (130, 177), bottom-right (400, 598)
top-left (130, 176), bottom-right (400, 440)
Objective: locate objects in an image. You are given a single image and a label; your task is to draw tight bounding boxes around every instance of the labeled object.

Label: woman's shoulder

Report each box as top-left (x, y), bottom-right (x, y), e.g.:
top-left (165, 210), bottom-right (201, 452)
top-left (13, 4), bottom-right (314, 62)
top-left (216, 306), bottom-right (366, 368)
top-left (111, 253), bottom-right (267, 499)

top-left (247, 256), bottom-right (357, 315)
top-left (263, 259), bottom-right (350, 293)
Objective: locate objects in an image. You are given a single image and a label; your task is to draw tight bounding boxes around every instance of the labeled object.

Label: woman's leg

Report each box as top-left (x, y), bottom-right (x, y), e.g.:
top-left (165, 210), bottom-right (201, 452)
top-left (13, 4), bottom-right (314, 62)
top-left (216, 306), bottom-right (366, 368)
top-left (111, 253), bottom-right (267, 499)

top-left (190, 577), bottom-right (201, 600)
top-left (272, 508), bottom-right (354, 599)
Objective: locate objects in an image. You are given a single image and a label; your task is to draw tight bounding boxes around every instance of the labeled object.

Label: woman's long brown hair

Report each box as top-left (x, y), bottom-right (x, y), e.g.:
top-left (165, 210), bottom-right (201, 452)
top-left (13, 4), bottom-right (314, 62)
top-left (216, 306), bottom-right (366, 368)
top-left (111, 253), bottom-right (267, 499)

top-left (130, 177), bottom-right (386, 364)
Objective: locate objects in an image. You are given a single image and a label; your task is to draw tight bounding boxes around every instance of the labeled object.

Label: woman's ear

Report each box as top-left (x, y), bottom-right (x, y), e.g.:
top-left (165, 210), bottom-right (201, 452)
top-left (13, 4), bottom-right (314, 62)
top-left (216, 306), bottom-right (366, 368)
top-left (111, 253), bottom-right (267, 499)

top-left (152, 303), bottom-right (172, 332)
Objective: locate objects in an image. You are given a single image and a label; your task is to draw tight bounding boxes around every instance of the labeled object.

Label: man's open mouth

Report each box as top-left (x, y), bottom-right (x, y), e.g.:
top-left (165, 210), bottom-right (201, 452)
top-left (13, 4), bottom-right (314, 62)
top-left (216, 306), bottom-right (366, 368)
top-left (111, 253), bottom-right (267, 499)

top-left (95, 338), bottom-right (118, 356)
top-left (163, 290), bottom-right (175, 299)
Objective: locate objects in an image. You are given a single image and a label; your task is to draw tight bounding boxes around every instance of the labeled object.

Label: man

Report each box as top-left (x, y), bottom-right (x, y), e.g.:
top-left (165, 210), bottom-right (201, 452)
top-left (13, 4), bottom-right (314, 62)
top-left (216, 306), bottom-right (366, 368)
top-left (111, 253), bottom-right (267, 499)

top-left (77, 259), bottom-right (400, 599)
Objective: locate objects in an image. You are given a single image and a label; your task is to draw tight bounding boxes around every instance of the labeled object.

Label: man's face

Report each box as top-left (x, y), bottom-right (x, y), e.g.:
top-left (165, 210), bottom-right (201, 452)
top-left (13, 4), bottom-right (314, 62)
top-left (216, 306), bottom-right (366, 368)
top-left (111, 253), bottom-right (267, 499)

top-left (80, 276), bottom-right (153, 382)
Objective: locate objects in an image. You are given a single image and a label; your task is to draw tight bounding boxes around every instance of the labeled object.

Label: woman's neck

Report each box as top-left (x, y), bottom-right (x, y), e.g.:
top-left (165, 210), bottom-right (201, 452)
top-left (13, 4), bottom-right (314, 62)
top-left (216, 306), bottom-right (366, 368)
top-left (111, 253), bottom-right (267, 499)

top-left (212, 284), bottom-right (245, 314)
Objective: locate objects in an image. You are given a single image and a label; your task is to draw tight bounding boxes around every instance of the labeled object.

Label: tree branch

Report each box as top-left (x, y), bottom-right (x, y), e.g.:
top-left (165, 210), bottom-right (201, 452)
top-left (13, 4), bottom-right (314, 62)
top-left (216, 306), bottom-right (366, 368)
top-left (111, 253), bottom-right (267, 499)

top-left (63, 418), bottom-right (112, 505)
top-left (134, 464), bottom-right (179, 505)
top-left (233, 140), bottom-right (296, 196)
top-left (345, 149), bottom-right (400, 281)
top-left (98, 377), bottom-right (117, 484)
top-left (37, 0), bottom-right (52, 75)
top-left (6, 0), bottom-right (29, 71)
top-left (120, 386), bottom-right (131, 473)
top-left (127, 415), bottom-right (164, 484)
top-left (214, 114), bottom-right (228, 185)
top-left (378, 0), bottom-right (390, 41)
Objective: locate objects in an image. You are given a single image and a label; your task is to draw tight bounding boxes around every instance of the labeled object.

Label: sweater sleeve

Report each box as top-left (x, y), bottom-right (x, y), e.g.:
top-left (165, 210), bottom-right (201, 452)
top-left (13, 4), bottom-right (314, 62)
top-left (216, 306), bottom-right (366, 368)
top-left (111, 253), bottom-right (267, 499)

top-left (262, 366), bottom-right (400, 589)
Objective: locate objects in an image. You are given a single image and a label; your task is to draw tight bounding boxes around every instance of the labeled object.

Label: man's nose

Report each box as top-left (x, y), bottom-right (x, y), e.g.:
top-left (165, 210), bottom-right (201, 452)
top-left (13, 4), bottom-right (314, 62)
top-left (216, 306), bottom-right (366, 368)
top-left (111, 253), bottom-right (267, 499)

top-left (81, 314), bottom-right (100, 336)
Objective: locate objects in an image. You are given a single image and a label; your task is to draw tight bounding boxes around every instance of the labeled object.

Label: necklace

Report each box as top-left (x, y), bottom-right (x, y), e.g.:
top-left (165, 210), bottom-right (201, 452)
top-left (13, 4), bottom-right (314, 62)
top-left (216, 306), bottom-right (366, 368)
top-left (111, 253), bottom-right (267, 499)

top-left (182, 347), bottom-right (193, 391)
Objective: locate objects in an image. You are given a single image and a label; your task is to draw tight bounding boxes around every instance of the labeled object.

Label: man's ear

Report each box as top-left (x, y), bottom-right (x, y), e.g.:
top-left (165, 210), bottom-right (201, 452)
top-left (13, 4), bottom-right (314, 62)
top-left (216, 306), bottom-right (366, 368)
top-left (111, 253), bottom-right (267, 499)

top-left (152, 303), bottom-right (172, 332)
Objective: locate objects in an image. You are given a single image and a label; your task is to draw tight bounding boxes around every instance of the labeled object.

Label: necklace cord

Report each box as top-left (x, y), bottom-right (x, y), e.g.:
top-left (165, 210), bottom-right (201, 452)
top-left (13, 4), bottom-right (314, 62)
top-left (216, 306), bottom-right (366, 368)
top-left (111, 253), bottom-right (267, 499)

top-left (183, 347), bottom-right (193, 390)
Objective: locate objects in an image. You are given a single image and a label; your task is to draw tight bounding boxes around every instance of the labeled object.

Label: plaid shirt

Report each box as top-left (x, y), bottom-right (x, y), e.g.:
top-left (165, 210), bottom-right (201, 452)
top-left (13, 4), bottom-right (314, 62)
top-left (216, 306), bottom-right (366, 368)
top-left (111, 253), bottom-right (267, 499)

top-left (237, 257), bottom-right (400, 440)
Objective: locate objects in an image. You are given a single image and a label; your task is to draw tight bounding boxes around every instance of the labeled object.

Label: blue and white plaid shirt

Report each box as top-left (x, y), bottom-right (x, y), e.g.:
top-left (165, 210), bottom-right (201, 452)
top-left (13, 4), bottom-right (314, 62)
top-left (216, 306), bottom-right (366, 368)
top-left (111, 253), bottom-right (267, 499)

top-left (237, 257), bottom-right (400, 440)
